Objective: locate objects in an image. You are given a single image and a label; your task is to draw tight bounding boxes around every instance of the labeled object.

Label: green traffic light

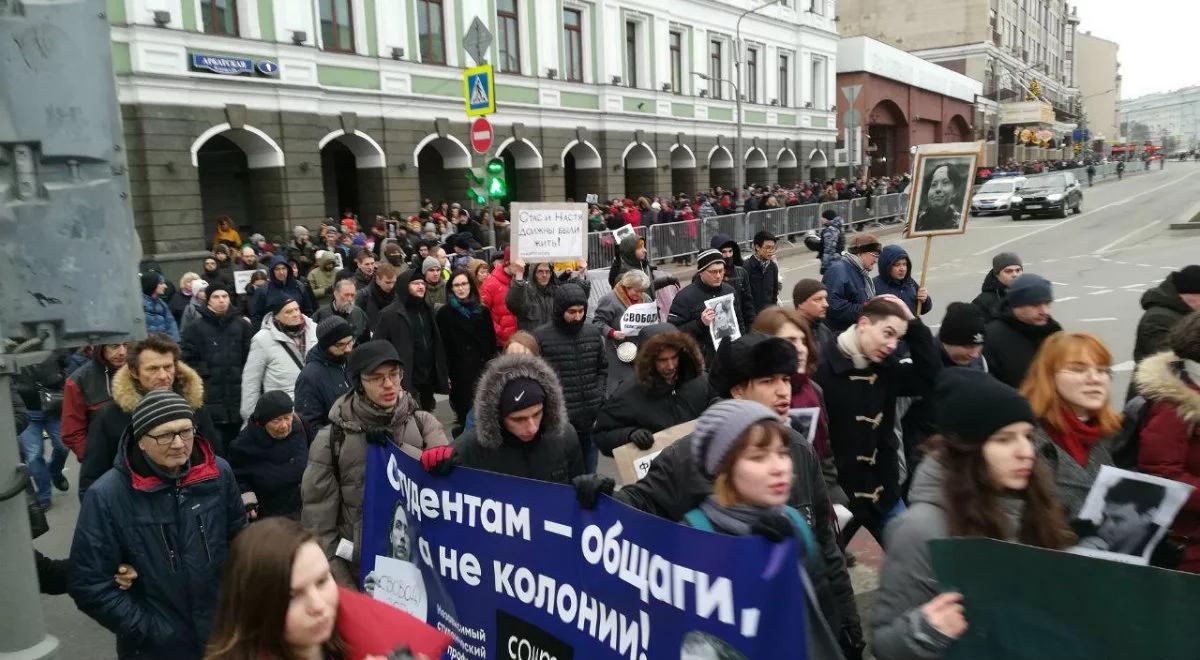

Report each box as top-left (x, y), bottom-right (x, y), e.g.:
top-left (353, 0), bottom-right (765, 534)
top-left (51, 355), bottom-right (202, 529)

top-left (486, 158), bottom-right (504, 174)
top-left (487, 176), bottom-right (506, 198)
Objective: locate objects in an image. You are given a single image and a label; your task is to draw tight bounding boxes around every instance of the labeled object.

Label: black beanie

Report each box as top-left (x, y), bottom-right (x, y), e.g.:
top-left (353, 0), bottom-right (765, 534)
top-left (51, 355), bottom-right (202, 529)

top-left (712, 333), bottom-right (798, 397)
top-left (939, 302), bottom-right (987, 346)
top-left (991, 252), bottom-right (1022, 275)
top-left (1173, 265), bottom-right (1200, 295)
top-left (205, 282), bottom-right (231, 301)
top-left (498, 377), bottom-right (546, 417)
top-left (792, 279), bottom-right (826, 308)
top-left (141, 271), bottom-right (162, 296)
top-left (1007, 274), bottom-right (1053, 308)
top-left (317, 316), bottom-right (354, 350)
top-left (934, 368), bottom-right (1034, 444)
top-left (252, 390), bottom-right (293, 424)
top-left (266, 290), bottom-right (299, 316)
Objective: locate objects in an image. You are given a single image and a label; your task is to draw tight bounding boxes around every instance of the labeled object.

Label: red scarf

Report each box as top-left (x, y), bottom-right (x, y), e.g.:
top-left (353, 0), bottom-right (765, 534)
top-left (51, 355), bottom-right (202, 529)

top-left (1045, 409), bottom-right (1103, 467)
top-left (791, 374), bottom-right (831, 459)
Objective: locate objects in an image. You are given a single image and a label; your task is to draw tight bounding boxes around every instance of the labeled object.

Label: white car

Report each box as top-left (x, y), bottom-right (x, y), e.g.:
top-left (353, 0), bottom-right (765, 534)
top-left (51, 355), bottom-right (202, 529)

top-left (970, 177), bottom-right (1026, 216)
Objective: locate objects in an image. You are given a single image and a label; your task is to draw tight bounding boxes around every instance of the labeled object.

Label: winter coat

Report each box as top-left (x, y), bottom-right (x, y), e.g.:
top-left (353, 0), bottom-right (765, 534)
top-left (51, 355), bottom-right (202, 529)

top-left (287, 238), bottom-right (318, 276)
top-left (435, 299), bottom-right (497, 418)
top-left (178, 295), bottom-right (207, 335)
top-left (744, 253), bottom-right (781, 317)
top-left (591, 289), bottom-right (656, 395)
top-left (229, 415), bottom-right (308, 519)
top-left (814, 321), bottom-right (940, 520)
top-left (479, 264), bottom-right (518, 347)
top-left (69, 434), bottom-right (245, 659)
top-left (78, 363), bottom-right (219, 498)
top-left (873, 245), bottom-right (932, 316)
top-left (354, 280), bottom-right (397, 333)
top-left (452, 354), bottom-right (586, 483)
top-left (180, 306), bottom-right (253, 426)
top-left (667, 273), bottom-right (739, 368)
top-left (615, 424), bottom-right (862, 649)
top-left (373, 272), bottom-right (449, 394)
top-left (871, 459), bottom-right (1023, 660)
top-left (62, 353), bottom-right (119, 461)
top-left (423, 274), bottom-right (449, 311)
top-left (1134, 276), bottom-right (1196, 363)
top-left (333, 587), bottom-right (452, 659)
top-left (608, 234), bottom-right (660, 299)
top-left (240, 313), bottom-right (316, 420)
top-left (142, 294), bottom-right (180, 342)
top-left (252, 255), bottom-right (315, 327)
top-left (1135, 352), bottom-right (1200, 572)
top-left (168, 290), bottom-right (194, 324)
top-left (306, 259), bottom-right (339, 306)
top-left (301, 391), bottom-right (448, 585)
top-left (506, 274), bottom-right (559, 332)
top-left (313, 302), bottom-right (372, 344)
top-left (293, 348), bottom-right (352, 441)
top-left (532, 284), bottom-right (608, 434)
top-left (1033, 424), bottom-right (1113, 519)
top-left (822, 255), bottom-right (874, 332)
top-left (818, 217), bottom-right (846, 273)
top-left (709, 234), bottom-right (758, 327)
top-left (592, 330), bottom-right (712, 454)
top-left (983, 309), bottom-right (1064, 388)
top-left (971, 271), bottom-right (1008, 322)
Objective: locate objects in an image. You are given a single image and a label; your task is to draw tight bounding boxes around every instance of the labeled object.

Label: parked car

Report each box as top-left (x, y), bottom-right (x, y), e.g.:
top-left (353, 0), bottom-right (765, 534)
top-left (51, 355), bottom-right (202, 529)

top-left (970, 176), bottom-right (1026, 216)
top-left (1010, 172), bottom-right (1083, 220)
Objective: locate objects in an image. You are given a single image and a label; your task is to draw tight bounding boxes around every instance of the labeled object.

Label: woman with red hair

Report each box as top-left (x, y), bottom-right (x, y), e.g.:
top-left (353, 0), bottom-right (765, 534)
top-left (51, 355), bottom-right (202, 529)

top-left (1019, 332), bottom-right (1122, 517)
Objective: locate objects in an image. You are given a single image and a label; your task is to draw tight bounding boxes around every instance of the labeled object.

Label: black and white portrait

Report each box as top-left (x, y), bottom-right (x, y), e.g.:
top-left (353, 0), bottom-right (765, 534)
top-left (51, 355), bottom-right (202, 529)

top-left (679, 630), bottom-right (746, 660)
top-left (1070, 466), bottom-right (1193, 565)
top-left (906, 150), bottom-right (977, 238)
top-left (705, 294), bottom-right (740, 349)
top-left (365, 499), bottom-right (429, 618)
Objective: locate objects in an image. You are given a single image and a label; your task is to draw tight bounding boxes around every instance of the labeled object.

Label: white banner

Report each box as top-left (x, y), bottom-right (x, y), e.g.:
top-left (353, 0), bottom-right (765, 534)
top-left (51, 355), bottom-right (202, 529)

top-left (511, 202), bottom-right (587, 263)
top-left (618, 302), bottom-right (660, 336)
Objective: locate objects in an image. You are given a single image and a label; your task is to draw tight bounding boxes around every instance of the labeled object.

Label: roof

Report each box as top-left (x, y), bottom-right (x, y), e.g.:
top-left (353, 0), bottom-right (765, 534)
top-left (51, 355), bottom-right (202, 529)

top-left (836, 36), bottom-right (983, 104)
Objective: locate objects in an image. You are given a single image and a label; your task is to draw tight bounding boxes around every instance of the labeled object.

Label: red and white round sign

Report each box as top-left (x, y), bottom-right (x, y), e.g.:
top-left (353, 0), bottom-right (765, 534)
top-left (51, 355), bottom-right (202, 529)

top-left (470, 117), bottom-right (494, 154)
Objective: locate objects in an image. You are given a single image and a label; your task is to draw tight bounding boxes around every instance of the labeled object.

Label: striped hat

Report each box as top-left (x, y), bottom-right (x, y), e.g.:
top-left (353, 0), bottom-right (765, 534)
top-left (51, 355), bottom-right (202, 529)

top-left (130, 390), bottom-right (194, 441)
top-left (696, 249), bottom-right (723, 272)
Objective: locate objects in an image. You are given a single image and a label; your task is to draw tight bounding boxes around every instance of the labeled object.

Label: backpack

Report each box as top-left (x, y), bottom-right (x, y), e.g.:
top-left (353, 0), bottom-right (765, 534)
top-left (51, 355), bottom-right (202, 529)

top-left (1106, 396), bottom-right (1153, 470)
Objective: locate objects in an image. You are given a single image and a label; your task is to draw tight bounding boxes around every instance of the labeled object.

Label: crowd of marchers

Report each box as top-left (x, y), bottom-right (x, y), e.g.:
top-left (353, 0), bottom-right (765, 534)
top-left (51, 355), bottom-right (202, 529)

top-left (14, 201), bottom-right (1200, 659)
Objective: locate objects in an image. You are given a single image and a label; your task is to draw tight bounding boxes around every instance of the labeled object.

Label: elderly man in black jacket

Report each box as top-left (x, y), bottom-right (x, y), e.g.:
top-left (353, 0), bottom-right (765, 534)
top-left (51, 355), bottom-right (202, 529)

top-left (668, 249), bottom-right (742, 368)
top-left (180, 283), bottom-right (251, 455)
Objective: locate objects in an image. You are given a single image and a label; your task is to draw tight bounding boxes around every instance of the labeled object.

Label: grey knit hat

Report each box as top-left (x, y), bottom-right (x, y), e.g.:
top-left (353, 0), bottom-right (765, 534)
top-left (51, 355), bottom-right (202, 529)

top-left (130, 390), bottom-right (194, 442)
top-left (991, 252), bottom-right (1022, 274)
top-left (422, 256), bottom-right (441, 274)
top-left (691, 399), bottom-right (781, 479)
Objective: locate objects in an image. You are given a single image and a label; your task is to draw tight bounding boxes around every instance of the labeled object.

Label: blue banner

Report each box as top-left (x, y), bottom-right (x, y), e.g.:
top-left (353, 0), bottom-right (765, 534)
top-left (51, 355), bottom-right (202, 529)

top-left (361, 444), bottom-right (808, 660)
top-left (190, 53), bottom-right (254, 75)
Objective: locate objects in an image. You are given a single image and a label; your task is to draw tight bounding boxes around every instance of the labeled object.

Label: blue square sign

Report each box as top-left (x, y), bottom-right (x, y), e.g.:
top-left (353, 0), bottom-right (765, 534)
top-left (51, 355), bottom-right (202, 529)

top-left (463, 64), bottom-right (495, 116)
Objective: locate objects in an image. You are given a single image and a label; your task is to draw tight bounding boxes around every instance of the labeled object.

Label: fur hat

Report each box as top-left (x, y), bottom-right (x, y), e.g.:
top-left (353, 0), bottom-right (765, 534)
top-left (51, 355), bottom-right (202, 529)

top-left (711, 333), bottom-right (798, 397)
top-left (847, 233), bottom-right (881, 255)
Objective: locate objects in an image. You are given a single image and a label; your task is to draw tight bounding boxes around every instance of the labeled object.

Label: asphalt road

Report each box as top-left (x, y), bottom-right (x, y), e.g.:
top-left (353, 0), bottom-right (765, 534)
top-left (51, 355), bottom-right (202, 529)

top-left (24, 162), bottom-right (1200, 659)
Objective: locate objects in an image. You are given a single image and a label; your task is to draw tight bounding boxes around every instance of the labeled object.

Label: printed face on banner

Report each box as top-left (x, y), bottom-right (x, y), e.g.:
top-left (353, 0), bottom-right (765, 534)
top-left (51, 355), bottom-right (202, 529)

top-left (511, 203), bottom-right (587, 263)
top-left (705, 294), bottom-right (741, 349)
top-left (233, 269), bottom-right (254, 294)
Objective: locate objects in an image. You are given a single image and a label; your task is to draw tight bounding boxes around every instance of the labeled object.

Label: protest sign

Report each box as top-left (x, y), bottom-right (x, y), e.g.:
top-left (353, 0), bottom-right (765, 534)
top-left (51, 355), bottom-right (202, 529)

top-left (361, 445), bottom-right (806, 659)
top-left (612, 223), bottom-right (637, 245)
top-left (511, 202), bottom-right (587, 264)
top-left (585, 193), bottom-right (599, 204)
top-left (233, 269), bottom-right (255, 294)
top-left (619, 302), bottom-right (661, 337)
top-left (612, 420), bottom-right (696, 485)
top-left (1068, 465), bottom-right (1192, 566)
top-left (787, 408), bottom-right (821, 447)
top-left (704, 294), bottom-right (740, 349)
top-left (931, 537), bottom-right (1200, 660)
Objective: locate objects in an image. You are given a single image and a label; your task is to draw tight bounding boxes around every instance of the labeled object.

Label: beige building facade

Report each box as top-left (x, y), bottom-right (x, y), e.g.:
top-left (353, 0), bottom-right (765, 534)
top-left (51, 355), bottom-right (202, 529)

top-left (1074, 32), bottom-right (1121, 143)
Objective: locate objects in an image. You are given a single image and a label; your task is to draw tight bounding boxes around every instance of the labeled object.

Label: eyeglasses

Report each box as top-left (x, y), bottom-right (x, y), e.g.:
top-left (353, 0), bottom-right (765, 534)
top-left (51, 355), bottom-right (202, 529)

top-left (333, 337), bottom-right (355, 350)
top-left (1058, 364), bottom-right (1113, 379)
top-left (145, 427), bottom-right (196, 446)
top-left (362, 371), bottom-right (402, 385)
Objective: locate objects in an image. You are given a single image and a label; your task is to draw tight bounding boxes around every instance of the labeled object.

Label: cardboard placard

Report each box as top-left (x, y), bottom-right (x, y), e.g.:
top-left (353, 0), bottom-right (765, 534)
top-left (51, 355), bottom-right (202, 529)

top-left (233, 269), bottom-right (255, 294)
top-left (612, 419), bottom-right (696, 485)
top-left (510, 202), bottom-right (587, 264)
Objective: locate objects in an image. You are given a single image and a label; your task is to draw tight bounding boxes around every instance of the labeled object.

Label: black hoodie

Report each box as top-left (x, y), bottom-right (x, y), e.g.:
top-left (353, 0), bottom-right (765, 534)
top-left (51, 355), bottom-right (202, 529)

top-left (983, 306), bottom-right (1064, 388)
top-left (709, 233), bottom-right (757, 327)
top-left (971, 270), bottom-right (1008, 321)
top-left (532, 284), bottom-right (607, 432)
top-left (1134, 275), bottom-right (1196, 363)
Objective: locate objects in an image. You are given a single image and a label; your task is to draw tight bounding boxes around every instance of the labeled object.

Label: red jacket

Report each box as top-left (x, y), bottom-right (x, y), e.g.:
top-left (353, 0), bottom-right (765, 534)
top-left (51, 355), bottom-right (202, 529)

top-left (334, 588), bottom-right (451, 659)
top-left (1135, 352), bottom-right (1200, 572)
top-left (61, 355), bottom-right (117, 461)
top-left (480, 266), bottom-right (518, 347)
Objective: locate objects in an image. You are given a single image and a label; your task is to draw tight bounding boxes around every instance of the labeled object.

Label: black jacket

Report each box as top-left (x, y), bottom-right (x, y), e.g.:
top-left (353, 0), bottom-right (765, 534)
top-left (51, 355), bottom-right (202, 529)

top-left (744, 253), bottom-right (781, 316)
top-left (667, 273), bottom-right (739, 368)
top-left (532, 284), bottom-right (607, 434)
top-left (373, 272), bottom-right (448, 394)
top-left (180, 306), bottom-right (253, 426)
top-left (293, 348), bottom-right (352, 442)
top-left (229, 416), bottom-right (308, 519)
top-left (608, 234), bottom-right (661, 299)
top-left (709, 234), bottom-right (757, 328)
top-left (452, 354), bottom-right (586, 483)
top-left (614, 425), bottom-right (862, 648)
top-left (814, 319), bottom-right (940, 519)
top-left (435, 299), bottom-right (497, 416)
top-left (971, 271), bottom-right (1007, 322)
top-left (592, 331), bottom-right (713, 454)
top-left (1134, 275), bottom-right (1194, 363)
top-left (983, 309), bottom-right (1064, 388)
top-left (506, 275), bottom-right (559, 332)
top-left (355, 280), bottom-right (396, 332)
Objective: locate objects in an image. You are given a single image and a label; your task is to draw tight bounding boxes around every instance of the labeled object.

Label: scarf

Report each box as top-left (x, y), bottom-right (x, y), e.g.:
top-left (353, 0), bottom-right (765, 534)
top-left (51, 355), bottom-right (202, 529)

top-left (1045, 408), bottom-right (1104, 467)
top-left (369, 281), bottom-right (395, 308)
top-left (843, 253), bottom-right (876, 298)
top-left (836, 326), bottom-right (871, 369)
top-left (791, 374), bottom-right (831, 458)
top-left (698, 497), bottom-right (790, 536)
top-left (613, 284), bottom-right (636, 308)
top-left (449, 295), bottom-right (478, 319)
top-left (347, 390), bottom-right (409, 435)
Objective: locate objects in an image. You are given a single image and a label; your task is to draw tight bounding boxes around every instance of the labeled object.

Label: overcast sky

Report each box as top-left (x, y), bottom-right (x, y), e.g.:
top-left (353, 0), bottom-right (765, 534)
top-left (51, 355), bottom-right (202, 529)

top-left (1075, 2), bottom-right (1197, 99)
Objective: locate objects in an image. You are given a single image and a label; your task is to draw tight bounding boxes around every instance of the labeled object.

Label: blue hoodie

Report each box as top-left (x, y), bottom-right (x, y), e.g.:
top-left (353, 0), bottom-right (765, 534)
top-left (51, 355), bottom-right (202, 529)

top-left (873, 245), bottom-right (933, 315)
top-left (252, 255), bottom-right (313, 326)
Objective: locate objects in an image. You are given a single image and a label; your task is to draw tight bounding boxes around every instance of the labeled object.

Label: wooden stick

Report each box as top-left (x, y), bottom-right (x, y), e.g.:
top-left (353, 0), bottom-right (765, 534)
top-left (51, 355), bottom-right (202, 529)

top-left (917, 236), bottom-right (933, 316)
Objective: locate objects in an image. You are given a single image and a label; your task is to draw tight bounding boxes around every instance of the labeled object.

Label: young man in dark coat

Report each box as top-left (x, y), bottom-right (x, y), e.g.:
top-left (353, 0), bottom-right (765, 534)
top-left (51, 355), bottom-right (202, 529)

top-left (971, 251), bottom-right (1023, 321)
top-left (710, 234), bottom-right (757, 327)
top-left (354, 261), bottom-right (398, 332)
top-left (592, 328), bottom-right (713, 455)
top-left (422, 353), bottom-right (586, 484)
top-left (983, 274), bottom-right (1064, 388)
top-left (1133, 265), bottom-right (1200, 363)
top-left (814, 295), bottom-right (939, 547)
top-left (373, 270), bottom-right (448, 411)
top-left (293, 316), bottom-right (355, 441)
top-left (180, 283), bottom-right (252, 454)
top-left (69, 390), bottom-right (246, 659)
top-left (668, 249), bottom-right (741, 368)
top-left (532, 283), bottom-right (607, 471)
top-left (744, 230), bottom-right (781, 317)
top-left (229, 390), bottom-right (308, 520)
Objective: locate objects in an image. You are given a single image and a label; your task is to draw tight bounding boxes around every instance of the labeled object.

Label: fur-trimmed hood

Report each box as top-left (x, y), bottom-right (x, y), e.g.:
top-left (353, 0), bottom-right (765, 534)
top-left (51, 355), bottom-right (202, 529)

top-left (110, 361), bottom-right (205, 413)
top-left (634, 330), bottom-right (705, 390)
top-left (1135, 351), bottom-right (1200, 423)
top-left (472, 354), bottom-right (568, 450)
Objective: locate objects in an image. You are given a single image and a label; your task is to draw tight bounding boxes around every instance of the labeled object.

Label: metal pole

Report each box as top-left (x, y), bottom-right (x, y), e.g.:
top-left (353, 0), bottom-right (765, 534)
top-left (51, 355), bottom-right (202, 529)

top-left (734, 0), bottom-right (780, 209)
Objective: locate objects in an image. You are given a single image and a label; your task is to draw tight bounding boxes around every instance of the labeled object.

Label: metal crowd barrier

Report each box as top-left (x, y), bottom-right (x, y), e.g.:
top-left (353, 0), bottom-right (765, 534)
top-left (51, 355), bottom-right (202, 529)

top-left (587, 226), bottom-right (645, 268)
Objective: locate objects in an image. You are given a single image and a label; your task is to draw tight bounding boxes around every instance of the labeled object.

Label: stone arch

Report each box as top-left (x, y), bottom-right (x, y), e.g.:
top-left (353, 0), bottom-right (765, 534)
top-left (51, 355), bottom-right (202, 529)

top-left (868, 99), bottom-right (908, 126)
top-left (944, 114), bottom-right (971, 143)
top-left (744, 147), bottom-right (768, 168)
top-left (494, 137), bottom-right (544, 169)
top-left (317, 129), bottom-right (387, 168)
top-left (776, 148), bottom-right (800, 186)
top-left (670, 143), bottom-right (698, 196)
top-left (776, 148), bottom-right (798, 168)
top-left (670, 143), bottom-right (697, 168)
top-left (623, 142), bottom-right (657, 198)
top-left (709, 145), bottom-right (734, 190)
top-left (415, 134), bottom-right (473, 203)
top-left (411, 133), bottom-right (472, 169)
top-left (808, 148), bottom-right (828, 166)
top-left (621, 142), bottom-right (657, 169)
top-left (708, 145), bottom-right (734, 169)
top-left (495, 137), bottom-right (545, 201)
top-left (560, 139), bottom-right (602, 169)
top-left (189, 122), bottom-right (285, 169)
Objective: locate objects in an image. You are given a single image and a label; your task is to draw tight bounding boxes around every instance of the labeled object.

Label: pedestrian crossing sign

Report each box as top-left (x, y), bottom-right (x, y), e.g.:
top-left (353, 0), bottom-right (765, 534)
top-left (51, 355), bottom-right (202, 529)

top-left (463, 64), bottom-right (496, 117)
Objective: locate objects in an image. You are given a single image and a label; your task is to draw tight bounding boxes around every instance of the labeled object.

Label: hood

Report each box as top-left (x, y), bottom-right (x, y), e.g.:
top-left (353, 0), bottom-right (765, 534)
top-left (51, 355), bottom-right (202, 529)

top-left (709, 233), bottom-right (743, 266)
top-left (634, 330), bottom-right (705, 390)
top-left (266, 254), bottom-right (296, 286)
top-left (115, 424), bottom-right (220, 491)
top-left (472, 354), bottom-right (568, 450)
top-left (392, 270), bottom-right (418, 307)
top-left (906, 456), bottom-right (948, 508)
top-left (317, 252), bottom-right (336, 268)
top-left (552, 282), bottom-right (589, 318)
top-left (110, 361), bottom-right (205, 413)
top-left (877, 245), bottom-right (913, 286)
top-left (525, 263), bottom-right (558, 293)
top-left (617, 235), bottom-right (643, 263)
top-left (979, 270), bottom-right (1006, 295)
top-left (1140, 276), bottom-right (1193, 316)
top-left (1135, 352), bottom-right (1200, 423)
top-left (997, 307), bottom-right (1063, 339)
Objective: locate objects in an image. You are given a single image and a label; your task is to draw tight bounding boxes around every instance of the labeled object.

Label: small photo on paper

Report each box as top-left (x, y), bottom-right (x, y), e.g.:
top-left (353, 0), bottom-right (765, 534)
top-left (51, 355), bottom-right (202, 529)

top-left (788, 407), bottom-right (821, 447)
top-left (704, 293), bottom-right (740, 349)
top-left (1069, 465), bottom-right (1193, 565)
top-left (612, 223), bottom-right (637, 244)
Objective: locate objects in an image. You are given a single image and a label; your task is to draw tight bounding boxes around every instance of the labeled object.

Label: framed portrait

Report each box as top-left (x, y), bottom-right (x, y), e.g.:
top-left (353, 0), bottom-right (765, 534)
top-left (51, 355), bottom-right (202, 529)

top-left (904, 142), bottom-right (981, 238)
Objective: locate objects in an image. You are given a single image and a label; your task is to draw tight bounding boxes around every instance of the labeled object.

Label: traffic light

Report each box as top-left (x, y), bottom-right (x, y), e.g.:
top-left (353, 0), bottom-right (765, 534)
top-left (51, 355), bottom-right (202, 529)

top-left (485, 157), bottom-right (507, 199)
top-left (465, 168), bottom-right (486, 205)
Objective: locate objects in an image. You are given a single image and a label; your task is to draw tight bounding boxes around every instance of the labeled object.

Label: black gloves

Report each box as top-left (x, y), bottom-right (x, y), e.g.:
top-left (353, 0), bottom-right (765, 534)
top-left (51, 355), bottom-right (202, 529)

top-left (628, 429), bottom-right (655, 450)
top-left (572, 474), bottom-right (615, 510)
top-left (750, 510), bottom-right (795, 543)
top-left (364, 429), bottom-right (392, 446)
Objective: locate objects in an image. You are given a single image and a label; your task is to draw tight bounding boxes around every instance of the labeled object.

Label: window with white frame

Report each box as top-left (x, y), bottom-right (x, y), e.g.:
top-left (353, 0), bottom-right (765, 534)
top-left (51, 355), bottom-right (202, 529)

top-left (669, 30), bottom-right (683, 93)
top-left (778, 52), bottom-right (790, 107)
top-left (416, 0), bottom-right (445, 64)
top-left (811, 55), bottom-right (828, 109)
top-left (563, 8), bottom-right (584, 82)
top-left (201, 0), bottom-right (238, 36)
top-left (746, 47), bottom-right (759, 103)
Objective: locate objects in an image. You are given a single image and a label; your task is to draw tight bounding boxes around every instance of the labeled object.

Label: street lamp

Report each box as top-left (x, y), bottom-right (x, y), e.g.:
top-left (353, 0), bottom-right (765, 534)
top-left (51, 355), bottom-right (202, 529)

top-left (694, 72), bottom-right (741, 197)
top-left (732, 0), bottom-right (782, 204)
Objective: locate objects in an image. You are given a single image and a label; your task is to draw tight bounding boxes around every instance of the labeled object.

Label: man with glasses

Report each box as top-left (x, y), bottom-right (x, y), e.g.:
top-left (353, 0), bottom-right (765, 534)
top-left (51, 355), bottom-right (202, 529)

top-left (745, 230), bottom-right (781, 319)
top-left (70, 389), bottom-right (246, 659)
top-left (822, 233), bottom-right (883, 332)
top-left (668, 249), bottom-right (742, 368)
top-left (294, 316), bottom-right (356, 442)
top-left (302, 340), bottom-right (448, 585)
top-left (984, 274), bottom-right (1064, 388)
